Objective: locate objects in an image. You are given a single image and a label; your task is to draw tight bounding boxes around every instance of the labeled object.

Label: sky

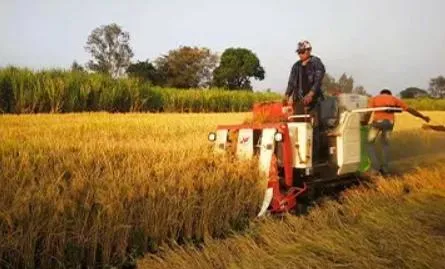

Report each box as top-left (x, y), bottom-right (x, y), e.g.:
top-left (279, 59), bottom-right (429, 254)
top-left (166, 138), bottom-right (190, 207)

top-left (1, 0), bottom-right (444, 95)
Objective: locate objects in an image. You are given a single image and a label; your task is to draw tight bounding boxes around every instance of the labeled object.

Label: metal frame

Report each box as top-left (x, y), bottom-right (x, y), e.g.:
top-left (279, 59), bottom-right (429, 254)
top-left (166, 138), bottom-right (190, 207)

top-left (351, 107), bottom-right (403, 113)
top-left (215, 122), bottom-right (307, 214)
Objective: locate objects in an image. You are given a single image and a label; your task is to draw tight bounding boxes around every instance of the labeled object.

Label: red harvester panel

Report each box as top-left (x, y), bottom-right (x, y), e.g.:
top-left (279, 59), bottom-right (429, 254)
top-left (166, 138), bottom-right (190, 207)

top-left (252, 102), bottom-right (292, 123)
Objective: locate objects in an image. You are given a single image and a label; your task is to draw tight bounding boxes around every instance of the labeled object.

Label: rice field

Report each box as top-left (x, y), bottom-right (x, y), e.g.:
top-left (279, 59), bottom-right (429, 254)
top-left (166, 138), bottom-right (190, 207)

top-left (138, 112), bottom-right (445, 269)
top-left (1, 111), bottom-right (445, 268)
top-left (140, 165), bottom-right (445, 269)
top-left (0, 113), bottom-right (265, 268)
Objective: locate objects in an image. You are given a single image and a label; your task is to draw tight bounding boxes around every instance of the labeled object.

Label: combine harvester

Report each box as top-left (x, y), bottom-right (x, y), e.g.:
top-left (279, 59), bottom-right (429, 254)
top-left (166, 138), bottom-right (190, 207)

top-left (208, 93), bottom-right (402, 216)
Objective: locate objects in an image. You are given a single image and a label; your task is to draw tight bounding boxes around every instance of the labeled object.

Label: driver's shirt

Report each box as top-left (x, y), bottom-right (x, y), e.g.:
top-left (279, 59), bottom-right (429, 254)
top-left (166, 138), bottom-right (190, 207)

top-left (301, 64), bottom-right (310, 95)
top-left (368, 94), bottom-right (409, 122)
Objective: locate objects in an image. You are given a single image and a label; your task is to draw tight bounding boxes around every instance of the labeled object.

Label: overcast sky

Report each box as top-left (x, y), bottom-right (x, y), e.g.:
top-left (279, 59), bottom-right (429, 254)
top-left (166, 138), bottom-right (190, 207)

top-left (1, 0), bottom-right (444, 94)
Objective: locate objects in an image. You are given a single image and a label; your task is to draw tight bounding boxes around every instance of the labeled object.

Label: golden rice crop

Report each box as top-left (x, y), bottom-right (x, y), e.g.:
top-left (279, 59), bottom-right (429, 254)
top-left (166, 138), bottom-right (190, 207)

top-left (139, 164), bottom-right (445, 269)
top-left (1, 111), bottom-right (445, 268)
top-left (138, 112), bottom-right (445, 269)
top-left (0, 113), bottom-right (260, 268)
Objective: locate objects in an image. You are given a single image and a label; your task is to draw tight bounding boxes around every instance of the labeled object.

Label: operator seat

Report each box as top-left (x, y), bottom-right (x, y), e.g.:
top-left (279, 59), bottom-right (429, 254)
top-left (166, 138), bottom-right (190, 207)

top-left (320, 95), bottom-right (339, 130)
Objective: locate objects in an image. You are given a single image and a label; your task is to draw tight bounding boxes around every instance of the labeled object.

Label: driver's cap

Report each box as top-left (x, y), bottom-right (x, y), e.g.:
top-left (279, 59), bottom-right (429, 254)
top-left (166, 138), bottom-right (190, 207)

top-left (296, 40), bottom-right (312, 52)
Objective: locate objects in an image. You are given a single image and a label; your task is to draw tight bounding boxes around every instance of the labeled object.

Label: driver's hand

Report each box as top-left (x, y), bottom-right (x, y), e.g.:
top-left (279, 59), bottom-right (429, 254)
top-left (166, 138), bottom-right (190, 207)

top-left (303, 94), bottom-right (313, 106)
top-left (423, 116), bottom-right (431, 123)
top-left (282, 97), bottom-right (288, 105)
top-left (282, 96), bottom-right (292, 106)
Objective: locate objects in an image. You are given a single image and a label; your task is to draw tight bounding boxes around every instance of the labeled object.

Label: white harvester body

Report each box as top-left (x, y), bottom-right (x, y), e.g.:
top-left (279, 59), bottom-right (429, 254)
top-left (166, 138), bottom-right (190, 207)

top-left (209, 93), bottom-right (401, 215)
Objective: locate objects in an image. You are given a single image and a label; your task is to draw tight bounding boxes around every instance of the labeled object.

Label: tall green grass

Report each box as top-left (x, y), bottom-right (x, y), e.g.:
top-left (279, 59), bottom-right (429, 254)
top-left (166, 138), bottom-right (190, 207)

top-left (2, 67), bottom-right (444, 114)
top-left (0, 67), bottom-right (280, 114)
top-left (404, 98), bottom-right (445, 111)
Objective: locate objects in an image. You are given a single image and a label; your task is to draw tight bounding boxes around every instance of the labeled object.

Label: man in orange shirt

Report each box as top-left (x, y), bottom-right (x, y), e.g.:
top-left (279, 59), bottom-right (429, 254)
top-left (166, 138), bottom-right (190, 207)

top-left (364, 89), bottom-right (430, 175)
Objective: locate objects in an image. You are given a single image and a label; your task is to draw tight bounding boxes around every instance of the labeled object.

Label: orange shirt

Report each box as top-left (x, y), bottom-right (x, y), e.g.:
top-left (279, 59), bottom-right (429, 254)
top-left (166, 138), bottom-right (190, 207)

top-left (368, 94), bottom-right (409, 122)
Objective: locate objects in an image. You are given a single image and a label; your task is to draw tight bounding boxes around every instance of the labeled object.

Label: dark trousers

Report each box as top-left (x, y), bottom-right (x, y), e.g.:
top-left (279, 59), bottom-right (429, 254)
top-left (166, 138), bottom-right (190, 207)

top-left (293, 101), bottom-right (322, 163)
top-left (367, 120), bottom-right (394, 172)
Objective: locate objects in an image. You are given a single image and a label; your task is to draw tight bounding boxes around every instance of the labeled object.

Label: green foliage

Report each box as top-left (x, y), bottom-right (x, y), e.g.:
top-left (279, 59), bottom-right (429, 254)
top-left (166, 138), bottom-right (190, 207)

top-left (428, 76), bottom-right (445, 98)
top-left (127, 60), bottom-right (161, 85)
top-left (0, 67), bottom-right (280, 114)
top-left (404, 97), bottom-right (445, 111)
top-left (400, 87), bottom-right (429, 99)
top-left (152, 87), bottom-right (277, 112)
top-left (212, 48), bottom-right (265, 90)
top-left (155, 46), bottom-right (218, 88)
top-left (3, 68), bottom-right (445, 113)
top-left (352, 85), bottom-right (370, 96)
top-left (338, 73), bottom-right (354, 93)
top-left (321, 73), bottom-right (337, 94)
top-left (70, 61), bottom-right (85, 72)
top-left (322, 73), bottom-right (355, 94)
top-left (85, 23), bottom-right (134, 77)
top-left (322, 73), bottom-right (370, 96)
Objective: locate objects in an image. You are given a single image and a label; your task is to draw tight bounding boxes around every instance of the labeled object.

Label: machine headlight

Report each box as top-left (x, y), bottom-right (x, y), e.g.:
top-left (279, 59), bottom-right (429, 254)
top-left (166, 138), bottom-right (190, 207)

top-left (208, 132), bottom-right (217, 142)
top-left (274, 132), bottom-right (283, 142)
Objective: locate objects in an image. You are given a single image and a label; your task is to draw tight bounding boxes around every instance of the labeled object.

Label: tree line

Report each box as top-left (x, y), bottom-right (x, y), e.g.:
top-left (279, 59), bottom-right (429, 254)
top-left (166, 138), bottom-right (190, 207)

top-left (399, 76), bottom-right (445, 99)
top-left (77, 23), bottom-right (371, 94)
top-left (321, 73), bottom-right (368, 95)
top-left (75, 23), bottom-right (265, 91)
top-left (321, 72), bottom-right (445, 99)
top-left (4, 22), bottom-right (445, 101)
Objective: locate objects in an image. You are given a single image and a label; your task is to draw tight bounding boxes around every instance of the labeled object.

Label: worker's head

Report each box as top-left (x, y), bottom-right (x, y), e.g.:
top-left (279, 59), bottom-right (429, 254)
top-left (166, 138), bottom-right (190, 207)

top-left (296, 40), bottom-right (312, 61)
top-left (380, 89), bottom-right (392, 95)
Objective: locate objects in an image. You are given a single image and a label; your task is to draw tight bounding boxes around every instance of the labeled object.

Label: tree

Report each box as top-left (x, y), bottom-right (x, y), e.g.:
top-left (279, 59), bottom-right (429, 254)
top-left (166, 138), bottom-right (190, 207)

top-left (126, 60), bottom-right (160, 85)
top-left (84, 23), bottom-right (134, 78)
top-left (428, 76), bottom-right (445, 98)
top-left (338, 73), bottom-right (354, 93)
top-left (212, 48), bottom-right (265, 90)
top-left (322, 73), bottom-right (338, 94)
top-left (352, 85), bottom-right (369, 96)
top-left (155, 46), bottom-right (218, 88)
top-left (70, 61), bottom-right (85, 72)
top-left (400, 87), bottom-right (429, 99)
top-left (322, 73), bottom-right (355, 94)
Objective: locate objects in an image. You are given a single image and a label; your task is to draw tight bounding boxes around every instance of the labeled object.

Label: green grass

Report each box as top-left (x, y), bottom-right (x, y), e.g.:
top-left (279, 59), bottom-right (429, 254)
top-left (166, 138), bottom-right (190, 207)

top-left (2, 67), bottom-right (444, 114)
top-left (404, 98), bottom-right (445, 111)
